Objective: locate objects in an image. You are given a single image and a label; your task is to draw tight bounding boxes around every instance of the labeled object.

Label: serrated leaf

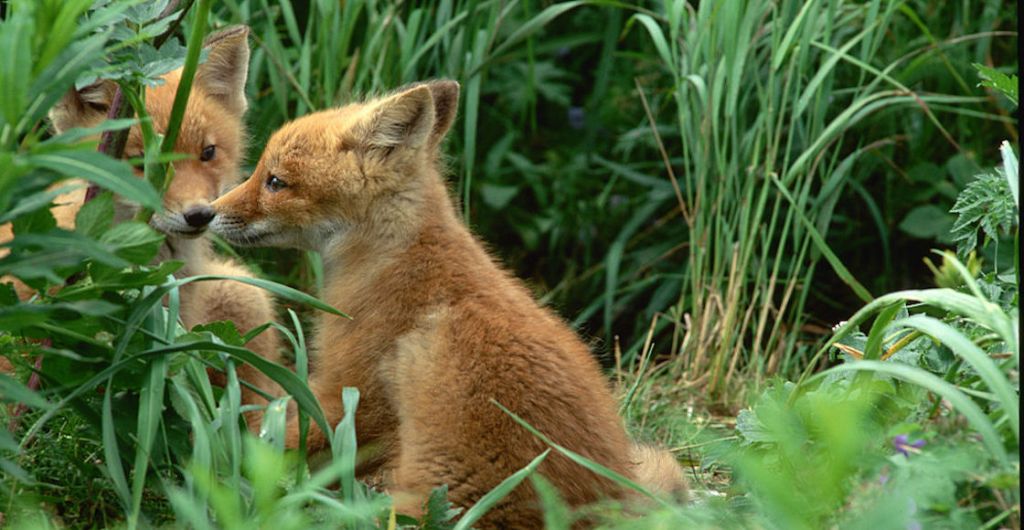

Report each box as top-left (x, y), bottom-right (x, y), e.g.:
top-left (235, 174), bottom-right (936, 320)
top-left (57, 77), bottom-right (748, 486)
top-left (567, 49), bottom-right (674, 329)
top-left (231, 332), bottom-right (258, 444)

top-left (736, 408), bottom-right (775, 444)
top-left (138, 41), bottom-right (195, 85)
top-left (99, 221), bottom-right (164, 264)
top-left (974, 63), bottom-right (1018, 106)
top-left (420, 485), bottom-right (461, 530)
top-left (76, 191), bottom-right (115, 239)
top-left (11, 207), bottom-right (57, 236)
top-left (124, 0), bottom-right (172, 24)
top-left (86, 259), bottom-right (182, 288)
top-left (191, 320), bottom-right (245, 347)
top-left (950, 169), bottom-right (1016, 257)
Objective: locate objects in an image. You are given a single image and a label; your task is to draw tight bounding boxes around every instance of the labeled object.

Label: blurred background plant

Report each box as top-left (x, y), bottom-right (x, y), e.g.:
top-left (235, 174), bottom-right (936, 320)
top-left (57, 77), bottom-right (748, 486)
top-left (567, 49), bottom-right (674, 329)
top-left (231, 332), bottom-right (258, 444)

top-left (0, 0), bottom-right (1017, 528)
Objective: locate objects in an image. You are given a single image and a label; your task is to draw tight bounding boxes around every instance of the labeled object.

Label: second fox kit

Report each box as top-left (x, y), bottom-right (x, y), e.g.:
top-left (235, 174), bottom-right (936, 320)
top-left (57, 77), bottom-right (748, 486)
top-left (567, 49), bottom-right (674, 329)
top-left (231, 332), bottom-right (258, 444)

top-left (0, 27), bottom-right (281, 405)
top-left (211, 80), bottom-right (685, 527)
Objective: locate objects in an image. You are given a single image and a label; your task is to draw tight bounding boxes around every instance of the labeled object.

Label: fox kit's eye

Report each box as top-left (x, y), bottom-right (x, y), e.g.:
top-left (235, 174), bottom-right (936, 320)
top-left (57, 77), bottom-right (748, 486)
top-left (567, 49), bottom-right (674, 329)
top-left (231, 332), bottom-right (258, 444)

top-left (200, 145), bottom-right (216, 162)
top-left (266, 175), bottom-right (287, 192)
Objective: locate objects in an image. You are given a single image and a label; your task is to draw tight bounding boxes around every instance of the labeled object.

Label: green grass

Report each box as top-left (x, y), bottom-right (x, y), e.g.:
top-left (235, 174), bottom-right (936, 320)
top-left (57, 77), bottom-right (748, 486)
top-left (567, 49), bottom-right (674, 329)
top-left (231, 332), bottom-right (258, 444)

top-left (0, 0), bottom-right (1018, 528)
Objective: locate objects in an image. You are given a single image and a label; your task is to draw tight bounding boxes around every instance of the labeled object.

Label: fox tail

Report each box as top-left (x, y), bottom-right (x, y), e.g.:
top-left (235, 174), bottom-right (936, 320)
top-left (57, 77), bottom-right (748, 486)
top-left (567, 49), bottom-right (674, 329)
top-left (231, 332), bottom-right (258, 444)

top-left (629, 443), bottom-right (688, 501)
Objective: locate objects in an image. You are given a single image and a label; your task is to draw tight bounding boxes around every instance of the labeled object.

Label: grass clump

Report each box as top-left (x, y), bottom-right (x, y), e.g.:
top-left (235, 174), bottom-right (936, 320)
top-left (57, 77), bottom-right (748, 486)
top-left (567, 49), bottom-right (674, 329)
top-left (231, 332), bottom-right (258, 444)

top-left (0, 0), bottom-right (1018, 528)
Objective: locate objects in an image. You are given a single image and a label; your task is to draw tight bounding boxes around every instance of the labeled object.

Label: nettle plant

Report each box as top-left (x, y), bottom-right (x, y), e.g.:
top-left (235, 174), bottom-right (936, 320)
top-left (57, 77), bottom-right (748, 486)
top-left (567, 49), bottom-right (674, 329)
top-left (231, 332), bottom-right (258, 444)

top-left (0, 2), bottom-right (355, 527)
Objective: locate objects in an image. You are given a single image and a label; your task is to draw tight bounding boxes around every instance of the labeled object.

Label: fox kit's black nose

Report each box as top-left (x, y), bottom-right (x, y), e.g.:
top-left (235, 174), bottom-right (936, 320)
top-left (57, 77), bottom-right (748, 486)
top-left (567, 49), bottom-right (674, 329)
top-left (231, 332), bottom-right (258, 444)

top-left (183, 205), bottom-right (216, 228)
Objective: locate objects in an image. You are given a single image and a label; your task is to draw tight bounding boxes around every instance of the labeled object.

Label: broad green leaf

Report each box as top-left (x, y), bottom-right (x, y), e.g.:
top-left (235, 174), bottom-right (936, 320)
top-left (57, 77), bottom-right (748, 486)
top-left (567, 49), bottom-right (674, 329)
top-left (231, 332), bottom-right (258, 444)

top-left (100, 221), bottom-right (165, 265)
top-left (75, 191), bottom-right (115, 239)
top-left (899, 205), bottom-right (953, 240)
top-left (26, 151), bottom-right (161, 210)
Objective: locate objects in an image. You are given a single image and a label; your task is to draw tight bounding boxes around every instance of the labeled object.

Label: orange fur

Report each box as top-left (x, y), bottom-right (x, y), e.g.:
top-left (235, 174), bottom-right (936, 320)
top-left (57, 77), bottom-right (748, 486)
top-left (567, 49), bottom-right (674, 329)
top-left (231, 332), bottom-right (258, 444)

top-left (211, 80), bottom-right (686, 527)
top-left (0, 27), bottom-right (282, 415)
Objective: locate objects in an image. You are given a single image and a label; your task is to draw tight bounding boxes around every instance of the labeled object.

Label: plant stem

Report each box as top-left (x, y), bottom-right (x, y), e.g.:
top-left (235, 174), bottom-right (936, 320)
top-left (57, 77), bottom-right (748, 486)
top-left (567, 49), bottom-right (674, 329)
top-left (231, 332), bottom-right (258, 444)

top-left (86, 0), bottom-right (192, 205)
top-left (133, 0), bottom-right (211, 224)
top-left (88, 88), bottom-right (135, 202)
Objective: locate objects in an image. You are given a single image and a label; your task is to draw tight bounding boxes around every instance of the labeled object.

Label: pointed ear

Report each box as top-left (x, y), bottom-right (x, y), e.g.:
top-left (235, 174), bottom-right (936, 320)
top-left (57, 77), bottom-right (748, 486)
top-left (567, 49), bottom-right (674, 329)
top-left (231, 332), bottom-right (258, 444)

top-left (194, 25), bottom-right (250, 115)
top-left (423, 80), bottom-right (459, 147)
top-left (48, 80), bottom-right (118, 134)
top-left (354, 85), bottom-right (436, 151)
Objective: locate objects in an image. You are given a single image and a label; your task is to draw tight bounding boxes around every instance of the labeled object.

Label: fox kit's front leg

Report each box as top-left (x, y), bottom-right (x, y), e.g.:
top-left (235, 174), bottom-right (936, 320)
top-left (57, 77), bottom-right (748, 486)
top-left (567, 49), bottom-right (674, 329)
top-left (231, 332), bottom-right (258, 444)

top-left (176, 249), bottom-right (285, 428)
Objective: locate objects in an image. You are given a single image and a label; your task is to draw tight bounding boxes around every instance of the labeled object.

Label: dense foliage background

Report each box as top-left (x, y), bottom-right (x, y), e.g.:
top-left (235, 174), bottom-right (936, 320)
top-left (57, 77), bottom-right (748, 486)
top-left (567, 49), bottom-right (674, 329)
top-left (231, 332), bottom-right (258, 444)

top-left (0, 0), bottom-right (1018, 528)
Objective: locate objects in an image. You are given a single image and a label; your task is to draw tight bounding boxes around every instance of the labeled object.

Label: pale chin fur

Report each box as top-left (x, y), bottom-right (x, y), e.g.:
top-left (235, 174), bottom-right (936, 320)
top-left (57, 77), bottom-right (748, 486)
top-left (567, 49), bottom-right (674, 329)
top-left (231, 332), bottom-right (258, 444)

top-left (149, 211), bottom-right (207, 239)
top-left (210, 215), bottom-right (280, 248)
top-left (211, 215), bottom-right (346, 251)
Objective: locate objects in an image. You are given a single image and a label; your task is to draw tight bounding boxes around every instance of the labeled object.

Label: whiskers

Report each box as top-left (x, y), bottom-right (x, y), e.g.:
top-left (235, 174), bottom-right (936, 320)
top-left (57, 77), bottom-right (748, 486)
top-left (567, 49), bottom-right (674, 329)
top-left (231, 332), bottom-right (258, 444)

top-left (211, 215), bottom-right (271, 246)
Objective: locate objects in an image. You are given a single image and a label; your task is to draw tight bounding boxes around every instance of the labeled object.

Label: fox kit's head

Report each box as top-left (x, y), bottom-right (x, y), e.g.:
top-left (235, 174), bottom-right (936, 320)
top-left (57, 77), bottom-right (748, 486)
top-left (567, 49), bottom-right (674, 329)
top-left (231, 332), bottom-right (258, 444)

top-left (49, 26), bottom-right (251, 238)
top-left (210, 80), bottom-right (459, 251)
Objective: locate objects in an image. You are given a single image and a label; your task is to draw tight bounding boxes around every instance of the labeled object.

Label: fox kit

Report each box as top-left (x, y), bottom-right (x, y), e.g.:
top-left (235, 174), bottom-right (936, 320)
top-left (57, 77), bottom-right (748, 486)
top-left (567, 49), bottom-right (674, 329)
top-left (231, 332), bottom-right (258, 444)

top-left (211, 81), bottom-right (685, 526)
top-left (0, 27), bottom-right (281, 408)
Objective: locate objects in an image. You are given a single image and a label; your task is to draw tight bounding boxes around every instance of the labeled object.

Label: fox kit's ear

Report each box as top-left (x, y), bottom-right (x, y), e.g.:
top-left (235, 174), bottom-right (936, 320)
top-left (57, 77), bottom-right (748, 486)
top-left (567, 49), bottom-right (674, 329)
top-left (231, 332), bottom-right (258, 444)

top-left (195, 25), bottom-right (250, 115)
top-left (354, 85), bottom-right (436, 151)
top-left (423, 80), bottom-right (459, 147)
top-left (49, 80), bottom-right (118, 134)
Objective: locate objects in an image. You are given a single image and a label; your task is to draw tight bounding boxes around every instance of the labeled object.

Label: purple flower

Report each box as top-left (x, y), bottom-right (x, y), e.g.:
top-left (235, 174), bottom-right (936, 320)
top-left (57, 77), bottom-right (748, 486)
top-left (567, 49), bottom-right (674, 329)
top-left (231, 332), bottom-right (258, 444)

top-left (568, 107), bottom-right (585, 130)
top-left (892, 434), bottom-right (926, 457)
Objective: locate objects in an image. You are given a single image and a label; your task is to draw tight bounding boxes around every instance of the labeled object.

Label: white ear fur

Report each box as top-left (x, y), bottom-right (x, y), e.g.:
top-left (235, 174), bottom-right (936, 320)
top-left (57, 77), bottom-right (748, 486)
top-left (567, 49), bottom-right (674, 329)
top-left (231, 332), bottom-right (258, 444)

top-left (194, 25), bottom-right (250, 115)
top-left (357, 85), bottom-right (435, 151)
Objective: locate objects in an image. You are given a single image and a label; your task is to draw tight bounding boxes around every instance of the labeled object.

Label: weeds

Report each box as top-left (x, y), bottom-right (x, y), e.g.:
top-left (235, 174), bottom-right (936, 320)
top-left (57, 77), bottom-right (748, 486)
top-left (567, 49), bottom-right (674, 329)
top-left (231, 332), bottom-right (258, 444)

top-left (0, 0), bottom-right (1017, 528)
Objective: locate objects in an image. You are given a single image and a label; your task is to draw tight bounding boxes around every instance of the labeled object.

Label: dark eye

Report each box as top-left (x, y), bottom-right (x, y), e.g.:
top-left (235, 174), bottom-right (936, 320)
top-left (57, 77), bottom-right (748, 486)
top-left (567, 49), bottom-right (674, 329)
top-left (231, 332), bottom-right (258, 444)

top-left (265, 175), bottom-right (287, 192)
top-left (200, 145), bottom-right (216, 162)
